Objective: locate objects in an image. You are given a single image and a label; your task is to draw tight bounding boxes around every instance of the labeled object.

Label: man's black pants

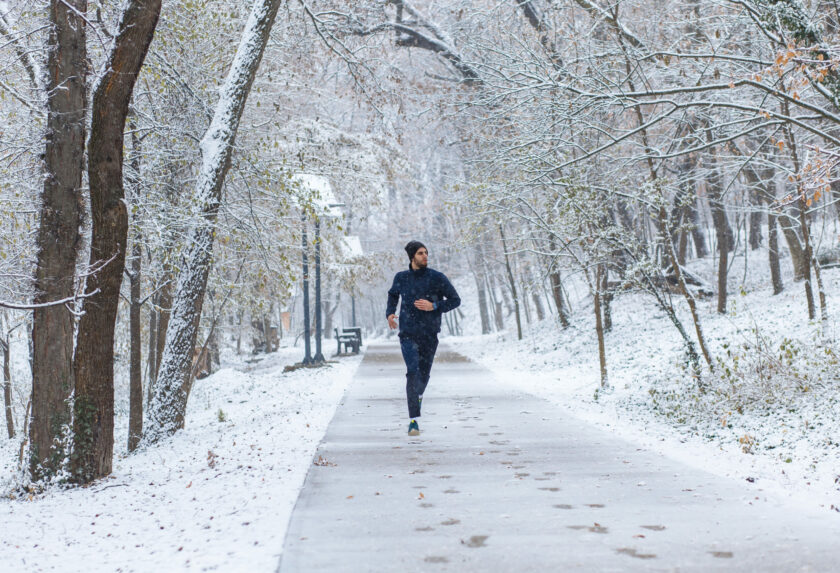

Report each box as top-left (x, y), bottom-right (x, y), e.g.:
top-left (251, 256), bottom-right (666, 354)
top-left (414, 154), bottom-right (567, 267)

top-left (399, 333), bottom-right (439, 419)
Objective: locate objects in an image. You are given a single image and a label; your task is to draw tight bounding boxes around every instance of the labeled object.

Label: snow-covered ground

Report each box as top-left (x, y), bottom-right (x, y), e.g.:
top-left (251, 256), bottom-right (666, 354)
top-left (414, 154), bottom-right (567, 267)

top-left (0, 348), bottom-right (362, 572)
top-left (3, 246), bottom-right (840, 572)
top-left (448, 255), bottom-right (840, 514)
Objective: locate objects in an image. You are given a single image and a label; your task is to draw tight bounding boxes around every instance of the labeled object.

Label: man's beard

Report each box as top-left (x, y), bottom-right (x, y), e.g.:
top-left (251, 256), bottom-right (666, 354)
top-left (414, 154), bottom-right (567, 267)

top-left (414, 258), bottom-right (428, 268)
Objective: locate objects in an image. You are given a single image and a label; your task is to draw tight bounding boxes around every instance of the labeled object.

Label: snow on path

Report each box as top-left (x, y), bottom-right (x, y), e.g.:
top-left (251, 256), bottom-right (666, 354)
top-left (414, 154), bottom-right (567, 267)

top-left (280, 342), bottom-right (840, 571)
top-left (0, 349), bottom-right (363, 572)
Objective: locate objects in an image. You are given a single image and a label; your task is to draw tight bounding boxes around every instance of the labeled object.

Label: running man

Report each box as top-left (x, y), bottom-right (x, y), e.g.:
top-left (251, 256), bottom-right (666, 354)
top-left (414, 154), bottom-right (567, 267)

top-left (386, 241), bottom-right (461, 436)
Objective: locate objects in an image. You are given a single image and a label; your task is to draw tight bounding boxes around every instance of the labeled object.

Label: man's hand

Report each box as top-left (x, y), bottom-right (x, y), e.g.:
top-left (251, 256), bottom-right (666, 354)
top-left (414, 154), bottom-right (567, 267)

top-left (387, 314), bottom-right (398, 329)
top-left (414, 299), bottom-right (434, 312)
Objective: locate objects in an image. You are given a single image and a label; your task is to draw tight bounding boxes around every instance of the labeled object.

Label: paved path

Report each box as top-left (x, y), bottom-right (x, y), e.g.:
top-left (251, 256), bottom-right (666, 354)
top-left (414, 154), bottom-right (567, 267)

top-left (278, 342), bottom-right (840, 572)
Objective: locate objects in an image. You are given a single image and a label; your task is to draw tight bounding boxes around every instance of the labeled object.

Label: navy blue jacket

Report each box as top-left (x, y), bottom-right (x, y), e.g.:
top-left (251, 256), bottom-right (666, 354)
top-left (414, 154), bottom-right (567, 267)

top-left (386, 265), bottom-right (460, 337)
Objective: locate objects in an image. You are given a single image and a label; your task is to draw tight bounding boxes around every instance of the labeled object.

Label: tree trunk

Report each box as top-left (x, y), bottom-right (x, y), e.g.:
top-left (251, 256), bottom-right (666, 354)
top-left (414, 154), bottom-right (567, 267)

top-left (768, 210), bottom-right (784, 294)
top-left (128, 239), bottom-right (143, 452)
top-left (746, 162), bottom-right (784, 294)
top-left (528, 268), bottom-right (546, 322)
top-left (784, 110), bottom-right (816, 319)
top-left (147, 293), bottom-right (158, 402)
top-left (546, 236), bottom-right (570, 328)
top-left (600, 266), bottom-right (612, 332)
top-left (676, 208), bottom-right (689, 264)
top-left (128, 119), bottom-right (143, 453)
top-left (748, 185), bottom-right (763, 250)
top-left (147, 0), bottom-right (283, 442)
top-left (263, 314), bottom-right (272, 352)
top-left (687, 194), bottom-right (708, 258)
top-left (813, 251), bottom-right (828, 321)
top-left (520, 277), bottom-right (532, 326)
top-left (71, 0), bottom-right (161, 483)
top-left (2, 334), bottom-right (13, 438)
top-left (549, 268), bottom-right (570, 327)
top-left (499, 225), bottom-right (523, 340)
top-left (593, 265), bottom-right (608, 388)
top-left (778, 202), bottom-right (807, 281)
top-left (236, 309), bottom-right (243, 354)
top-left (30, 0), bottom-right (87, 481)
top-left (531, 291), bottom-right (545, 322)
top-left (486, 273), bottom-right (504, 331)
top-left (705, 145), bottom-right (729, 314)
top-left (671, 158), bottom-right (698, 259)
top-left (154, 278), bottom-right (173, 377)
top-left (658, 206), bottom-right (710, 375)
top-left (208, 327), bottom-right (221, 368)
top-left (475, 270), bottom-right (491, 334)
top-left (796, 196), bottom-right (816, 320)
top-left (473, 245), bottom-right (491, 334)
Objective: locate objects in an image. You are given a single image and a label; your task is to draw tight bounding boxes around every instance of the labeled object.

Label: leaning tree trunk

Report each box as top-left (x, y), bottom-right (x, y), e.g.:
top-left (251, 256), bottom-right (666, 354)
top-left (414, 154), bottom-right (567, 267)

top-left (30, 0), bottom-right (87, 481)
top-left (71, 0), bottom-right (161, 483)
top-left (658, 205), bottom-right (712, 374)
top-left (146, 0), bottom-right (283, 442)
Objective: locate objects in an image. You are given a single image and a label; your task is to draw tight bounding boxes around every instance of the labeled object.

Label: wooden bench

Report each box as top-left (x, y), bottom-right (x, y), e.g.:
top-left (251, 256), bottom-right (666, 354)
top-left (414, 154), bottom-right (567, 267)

top-left (334, 327), bottom-right (361, 355)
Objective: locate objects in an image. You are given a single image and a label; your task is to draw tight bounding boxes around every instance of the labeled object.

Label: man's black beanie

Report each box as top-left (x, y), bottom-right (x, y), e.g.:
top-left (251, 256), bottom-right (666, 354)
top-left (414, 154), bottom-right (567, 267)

top-left (405, 240), bottom-right (426, 260)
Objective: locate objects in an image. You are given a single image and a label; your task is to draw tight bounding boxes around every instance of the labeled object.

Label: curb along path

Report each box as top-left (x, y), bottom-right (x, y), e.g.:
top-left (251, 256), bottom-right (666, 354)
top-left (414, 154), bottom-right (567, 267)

top-left (278, 342), bottom-right (840, 572)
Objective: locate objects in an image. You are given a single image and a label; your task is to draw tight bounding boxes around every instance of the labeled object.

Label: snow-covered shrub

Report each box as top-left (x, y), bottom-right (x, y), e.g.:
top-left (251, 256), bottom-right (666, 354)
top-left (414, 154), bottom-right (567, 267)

top-left (648, 330), bottom-right (840, 459)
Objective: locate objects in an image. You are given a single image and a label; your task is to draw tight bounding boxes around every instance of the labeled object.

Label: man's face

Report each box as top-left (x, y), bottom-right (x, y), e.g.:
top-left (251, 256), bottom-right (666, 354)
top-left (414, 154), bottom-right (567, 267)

top-left (412, 247), bottom-right (429, 268)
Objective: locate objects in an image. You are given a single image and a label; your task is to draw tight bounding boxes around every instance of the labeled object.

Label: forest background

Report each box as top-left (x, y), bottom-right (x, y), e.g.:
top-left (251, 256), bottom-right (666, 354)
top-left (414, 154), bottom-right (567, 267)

top-left (0, 0), bottom-right (838, 506)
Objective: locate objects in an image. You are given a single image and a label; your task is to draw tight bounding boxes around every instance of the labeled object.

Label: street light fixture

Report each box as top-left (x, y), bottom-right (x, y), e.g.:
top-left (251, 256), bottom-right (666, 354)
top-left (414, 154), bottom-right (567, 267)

top-left (292, 174), bottom-right (343, 366)
top-left (313, 205), bottom-right (344, 363)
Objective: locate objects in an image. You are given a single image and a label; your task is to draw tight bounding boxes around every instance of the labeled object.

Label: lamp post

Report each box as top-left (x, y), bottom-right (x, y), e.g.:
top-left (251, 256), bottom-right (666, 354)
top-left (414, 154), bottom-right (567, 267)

top-left (313, 204), bottom-right (344, 364)
top-left (292, 173), bottom-right (342, 366)
top-left (301, 214), bottom-right (313, 365)
top-left (313, 218), bottom-right (325, 363)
